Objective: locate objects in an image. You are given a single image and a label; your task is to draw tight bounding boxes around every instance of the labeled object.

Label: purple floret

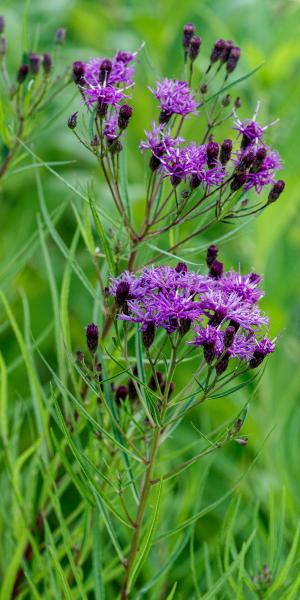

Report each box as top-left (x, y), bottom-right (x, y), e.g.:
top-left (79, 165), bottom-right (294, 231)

top-left (150, 78), bottom-right (198, 118)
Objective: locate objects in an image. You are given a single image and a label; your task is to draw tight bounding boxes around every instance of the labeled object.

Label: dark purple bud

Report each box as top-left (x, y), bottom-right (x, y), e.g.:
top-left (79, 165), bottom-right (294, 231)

top-left (29, 53), bottom-right (40, 75)
top-left (68, 112), bottom-right (78, 129)
top-left (189, 36), bottom-right (202, 61)
top-left (215, 352), bottom-right (230, 375)
top-left (221, 94), bottom-right (231, 107)
top-left (99, 59), bottom-right (112, 84)
top-left (235, 96), bottom-right (241, 109)
top-left (171, 173), bottom-right (183, 187)
top-left (149, 153), bottom-right (161, 171)
top-left (206, 141), bottom-right (219, 167)
top-left (142, 322), bottom-right (155, 349)
top-left (226, 46), bottom-right (241, 73)
top-left (182, 23), bottom-right (196, 50)
top-left (97, 99), bottom-right (108, 118)
top-left (43, 52), bottom-right (52, 74)
top-left (206, 244), bottom-right (219, 267)
top-left (85, 323), bottom-right (98, 353)
top-left (220, 139), bottom-right (233, 165)
top-left (268, 180), bottom-right (285, 204)
top-left (231, 172), bottom-right (248, 192)
top-left (159, 109), bottom-right (172, 125)
top-left (73, 60), bottom-right (85, 85)
top-left (229, 319), bottom-right (240, 332)
top-left (203, 343), bottom-right (216, 364)
top-left (200, 83), bottom-right (208, 94)
top-left (17, 64), bottom-right (29, 84)
top-left (0, 16), bottom-right (5, 34)
top-left (190, 173), bottom-right (201, 190)
top-left (223, 326), bottom-right (235, 348)
top-left (219, 40), bottom-right (234, 64)
top-left (149, 370), bottom-right (164, 391)
top-left (237, 150), bottom-right (255, 172)
top-left (118, 104), bottom-right (133, 129)
top-left (251, 146), bottom-right (267, 172)
top-left (115, 385), bottom-right (128, 405)
top-left (55, 27), bottom-right (66, 45)
top-left (179, 318), bottom-right (192, 337)
top-left (116, 281), bottom-right (130, 306)
top-left (210, 39), bottom-right (227, 63)
top-left (175, 261), bottom-right (188, 274)
top-left (209, 259), bottom-right (224, 279)
top-left (249, 272), bottom-right (261, 285)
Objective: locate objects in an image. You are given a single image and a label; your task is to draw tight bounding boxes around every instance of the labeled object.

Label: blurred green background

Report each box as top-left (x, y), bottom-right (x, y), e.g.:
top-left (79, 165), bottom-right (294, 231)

top-left (1, 0), bottom-right (300, 596)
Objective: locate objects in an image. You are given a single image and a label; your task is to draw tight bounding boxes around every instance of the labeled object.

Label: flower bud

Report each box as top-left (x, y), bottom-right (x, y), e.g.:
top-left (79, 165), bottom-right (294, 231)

top-left (116, 281), bottom-right (130, 306)
top-left (179, 317), bottom-right (191, 336)
top-left (99, 59), bottom-right (112, 84)
top-left (226, 46), bottom-right (240, 74)
top-left (231, 172), bottom-right (247, 192)
top-left (206, 244), bottom-right (218, 267)
top-left (0, 16), bottom-right (5, 34)
top-left (190, 173), bottom-right (201, 190)
top-left (118, 104), bottom-right (133, 129)
top-left (85, 323), bottom-right (98, 353)
top-left (149, 153), bottom-right (161, 171)
top-left (73, 60), bottom-right (85, 85)
top-left (159, 109), bottom-right (172, 125)
top-left (209, 259), bottom-right (224, 279)
top-left (223, 326), bottom-right (235, 348)
top-left (29, 53), bottom-right (40, 75)
top-left (203, 343), bottom-right (216, 364)
top-left (251, 146), bottom-right (267, 172)
top-left (221, 94), bottom-right (231, 107)
top-left (236, 150), bottom-right (255, 172)
top-left (17, 64), bottom-right (29, 84)
top-left (235, 96), bottom-right (241, 109)
top-left (215, 352), bottom-right (230, 375)
top-left (182, 23), bottom-right (196, 50)
top-left (268, 180), bottom-right (285, 204)
top-left (68, 112), bottom-right (78, 129)
top-left (115, 385), bottom-right (128, 405)
top-left (219, 40), bottom-right (234, 64)
top-left (55, 27), bottom-right (66, 45)
top-left (108, 139), bottom-right (123, 155)
top-left (220, 139), bottom-right (233, 165)
top-left (43, 52), bottom-right (52, 74)
top-left (200, 83), bottom-right (208, 94)
top-left (142, 322), bottom-right (155, 349)
top-left (206, 141), bottom-right (219, 168)
top-left (189, 36), bottom-right (202, 61)
top-left (210, 39), bottom-right (227, 64)
top-left (175, 261), bottom-right (188, 274)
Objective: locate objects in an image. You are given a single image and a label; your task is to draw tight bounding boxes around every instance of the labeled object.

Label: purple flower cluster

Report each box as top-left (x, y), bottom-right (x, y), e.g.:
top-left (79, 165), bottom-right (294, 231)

top-left (72, 48), bottom-right (139, 144)
top-left (140, 124), bottom-right (226, 189)
top-left (109, 256), bottom-right (275, 372)
top-left (150, 78), bottom-right (198, 123)
top-left (232, 102), bottom-right (283, 194)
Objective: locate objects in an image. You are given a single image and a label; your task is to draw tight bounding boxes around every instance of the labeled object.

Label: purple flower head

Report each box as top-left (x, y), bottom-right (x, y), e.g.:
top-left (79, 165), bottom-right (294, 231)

top-left (199, 289), bottom-right (268, 331)
top-left (244, 148), bottom-right (282, 194)
top-left (249, 337), bottom-right (276, 368)
top-left (218, 270), bottom-right (264, 304)
top-left (191, 324), bottom-right (224, 355)
top-left (140, 122), bottom-right (183, 157)
top-left (233, 101), bottom-right (279, 149)
top-left (228, 333), bottom-right (257, 360)
top-left (104, 114), bottom-right (118, 140)
top-left (150, 78), bottom-right (198, 120)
